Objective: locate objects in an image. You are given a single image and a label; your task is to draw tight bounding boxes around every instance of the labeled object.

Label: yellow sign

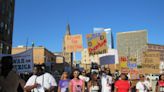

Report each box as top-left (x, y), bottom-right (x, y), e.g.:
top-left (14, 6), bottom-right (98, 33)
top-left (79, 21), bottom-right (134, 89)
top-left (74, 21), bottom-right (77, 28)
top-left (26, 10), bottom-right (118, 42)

top-left (86, 32), bottom-right (108, 55)
top-left (141, 51), bottom-right (160, 74)
top-left (65, 35), bottom-right (83, 52)
top-left (119, 57), bottom-right (128, 68)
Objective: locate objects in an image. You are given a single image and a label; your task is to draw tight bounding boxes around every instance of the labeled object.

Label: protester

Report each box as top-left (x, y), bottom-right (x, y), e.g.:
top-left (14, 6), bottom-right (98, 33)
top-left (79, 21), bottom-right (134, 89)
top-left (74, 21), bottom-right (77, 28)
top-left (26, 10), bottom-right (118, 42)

top-left (79, 70), bottom-right (90, 82)
top-left (0, 56), bottom-right (25, 92)
top-left (114, 73), bottom-right (131, 92)
top-left (105, 68), bottom-right (112, 76)
top-left (24, 64), bottom-right (57, 92)
top-left (69, 69), bottom-right (85, 92)
top-left (79, 70), bottom-right (90, 92)
top-left (87, 72), bottom-right (101, 92)
top-left (101, 68), bottom-right (113, 92)
top-left (156, 73), bottom-right (164, 92)
top-left (58, 71), bottom-right (70, 92)
top-left (136, 74), bottom-right (152, 92)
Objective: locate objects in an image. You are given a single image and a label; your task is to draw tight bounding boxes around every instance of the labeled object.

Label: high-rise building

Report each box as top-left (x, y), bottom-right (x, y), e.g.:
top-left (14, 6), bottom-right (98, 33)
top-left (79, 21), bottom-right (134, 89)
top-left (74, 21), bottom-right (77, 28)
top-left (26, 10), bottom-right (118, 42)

top-left (0, 0), bottom-right (15, 54)
top-left (93, 28), bottom-right (114, 49)
top-left (117, 30), bottom-right (148, 59)
top-left (62, 24), bottom-right (73, 64)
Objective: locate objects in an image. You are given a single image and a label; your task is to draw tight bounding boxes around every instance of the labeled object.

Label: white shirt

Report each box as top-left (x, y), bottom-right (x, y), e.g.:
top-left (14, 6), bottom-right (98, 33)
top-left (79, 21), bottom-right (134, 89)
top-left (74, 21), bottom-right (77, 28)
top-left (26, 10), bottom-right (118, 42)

top-left (101, 74), bottom-right (113, 92)
top-left (89, 86), bottom-right (99, 92)
top-left (79, 75), bottom-right (90, 82)
top-left (136, 81), bottom-right (151, 92)
top-left (25, 73), bottom-right (57, 92)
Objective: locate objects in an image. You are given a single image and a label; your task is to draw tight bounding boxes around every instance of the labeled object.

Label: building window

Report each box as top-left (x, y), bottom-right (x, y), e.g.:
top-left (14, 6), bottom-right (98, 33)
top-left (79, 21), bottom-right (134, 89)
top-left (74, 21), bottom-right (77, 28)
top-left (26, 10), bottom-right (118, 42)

top-left (8, 27), bottom-right (10, 35)
top-left (6, 46), bottom-right (9, 53)
top-left (0, 43), bottom-right (3, 53)
top-left (0, 22), bottom-right (4, 31)
top-left (5, 24), bottom-right (8, 30)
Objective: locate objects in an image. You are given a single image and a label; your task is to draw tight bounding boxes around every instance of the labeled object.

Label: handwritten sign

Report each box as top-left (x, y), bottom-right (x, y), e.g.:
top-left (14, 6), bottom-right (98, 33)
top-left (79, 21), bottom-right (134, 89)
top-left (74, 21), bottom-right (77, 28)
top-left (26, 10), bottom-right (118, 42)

top-left (65, 35), bottom-right (83, 52)
top-left (141, 51), bottom-right (160, 74)
top-left (119, 57), bottom-right (128, 68)
top-left (86, 32), bottom-right (108, 55)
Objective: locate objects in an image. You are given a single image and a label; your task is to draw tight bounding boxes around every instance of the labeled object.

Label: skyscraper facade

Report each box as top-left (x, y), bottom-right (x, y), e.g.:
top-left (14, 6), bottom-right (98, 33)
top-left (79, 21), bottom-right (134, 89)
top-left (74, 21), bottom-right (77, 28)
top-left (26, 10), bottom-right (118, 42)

top-left (0, 0), bottom-right (15, 54)
top-left (117, 30), bottom-right (148, 59)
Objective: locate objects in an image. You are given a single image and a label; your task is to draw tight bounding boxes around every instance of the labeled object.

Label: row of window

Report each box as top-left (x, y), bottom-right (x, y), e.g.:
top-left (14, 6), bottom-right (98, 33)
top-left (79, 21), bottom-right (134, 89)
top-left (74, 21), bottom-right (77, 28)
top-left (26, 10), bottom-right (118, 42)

top-left (0, 42), bottom-right (10, 54)
top-left (0, 21), bottom-right (11, 36)
top-left (148, 45), bottom-right (164, 50)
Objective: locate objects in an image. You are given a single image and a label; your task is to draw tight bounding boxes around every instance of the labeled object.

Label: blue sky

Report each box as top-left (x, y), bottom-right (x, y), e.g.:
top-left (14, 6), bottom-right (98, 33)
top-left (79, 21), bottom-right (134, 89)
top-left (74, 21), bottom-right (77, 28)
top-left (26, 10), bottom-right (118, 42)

top-left (13, 0), bottom-right (164, 59)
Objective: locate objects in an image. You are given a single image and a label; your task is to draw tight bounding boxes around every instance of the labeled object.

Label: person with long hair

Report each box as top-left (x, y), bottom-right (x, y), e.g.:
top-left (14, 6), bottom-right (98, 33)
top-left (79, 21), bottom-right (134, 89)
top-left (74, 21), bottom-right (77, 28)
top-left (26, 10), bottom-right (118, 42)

top-left (69, 69), bottom-right (85, 92)
top-left (88, 72), bottom-right (101, 92)
top-left (156, 73), bottom-right (164, 92)
top-left (114, 73), bottom-right (131, 92)
top-left (58, 72), bottom-right (70, 92)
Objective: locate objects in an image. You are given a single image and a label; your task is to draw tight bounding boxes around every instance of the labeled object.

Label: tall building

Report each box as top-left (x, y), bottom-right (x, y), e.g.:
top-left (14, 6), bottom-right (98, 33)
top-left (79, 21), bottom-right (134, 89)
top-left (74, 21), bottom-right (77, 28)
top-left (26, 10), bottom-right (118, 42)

top-left (0, 0), bottom-right (15, 54)
top-left (93, 28), bottom-right (114, 49)
top-left (62, 24), bottom-right (73, 64)
top-left (117, 30), bottom-right (148, 59)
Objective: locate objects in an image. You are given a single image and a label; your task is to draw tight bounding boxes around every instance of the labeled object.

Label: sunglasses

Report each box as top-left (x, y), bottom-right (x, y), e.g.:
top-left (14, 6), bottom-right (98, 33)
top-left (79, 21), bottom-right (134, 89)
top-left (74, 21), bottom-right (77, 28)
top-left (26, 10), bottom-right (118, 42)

top-left (74, 71), bottom-right (79, 75)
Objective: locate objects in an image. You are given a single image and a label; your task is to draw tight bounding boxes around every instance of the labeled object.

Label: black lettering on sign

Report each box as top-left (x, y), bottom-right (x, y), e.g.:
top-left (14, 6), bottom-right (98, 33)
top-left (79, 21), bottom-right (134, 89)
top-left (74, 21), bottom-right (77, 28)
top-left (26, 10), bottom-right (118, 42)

top-left (21, 59), bottom-right (25, 63)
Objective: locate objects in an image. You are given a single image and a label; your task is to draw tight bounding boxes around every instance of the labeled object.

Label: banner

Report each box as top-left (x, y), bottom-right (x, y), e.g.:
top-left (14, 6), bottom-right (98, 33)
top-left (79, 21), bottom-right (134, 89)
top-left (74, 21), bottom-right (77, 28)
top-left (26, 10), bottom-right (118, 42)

top-left (119, 57), bottom-right (128, 68)
top-left (86, 32), bottom-right (108, 55)
top-left (65, 34), bottom-right (83, 52)
top-left (141, 51), bottom-right (160, 74)
top-left (12, 49), bottom-right (33, 73)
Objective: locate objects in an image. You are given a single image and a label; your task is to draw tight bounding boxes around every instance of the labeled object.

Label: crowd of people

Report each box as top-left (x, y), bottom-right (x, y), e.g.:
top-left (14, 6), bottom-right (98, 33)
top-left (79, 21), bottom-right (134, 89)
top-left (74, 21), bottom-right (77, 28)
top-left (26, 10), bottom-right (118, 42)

top-left (0, 56), bottom-right (164, 92)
